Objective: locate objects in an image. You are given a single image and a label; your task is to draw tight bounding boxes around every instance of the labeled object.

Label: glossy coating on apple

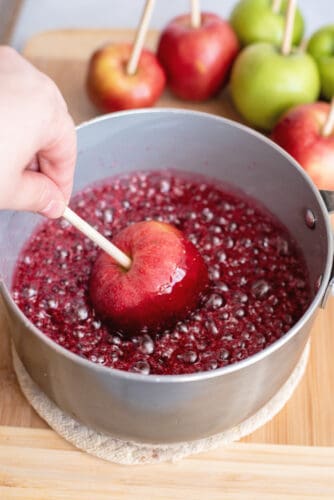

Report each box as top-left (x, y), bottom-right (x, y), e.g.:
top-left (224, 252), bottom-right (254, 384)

top-left (307, 25), bottom-right (334, 101)
top-left (90, 221), bottom-right (209, 335)
top-left (157, 12), bottom-right (239, 101)
top-left (86, 44), bottom-right (166, 112)
top-left (271, 102), bottom-right (334, 190)
top-left (230, 0), bottom-right (304, 48)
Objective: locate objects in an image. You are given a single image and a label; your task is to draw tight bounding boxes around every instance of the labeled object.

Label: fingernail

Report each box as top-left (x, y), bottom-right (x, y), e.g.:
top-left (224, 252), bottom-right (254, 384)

top-left (40, 200), bottom-right (65, 218)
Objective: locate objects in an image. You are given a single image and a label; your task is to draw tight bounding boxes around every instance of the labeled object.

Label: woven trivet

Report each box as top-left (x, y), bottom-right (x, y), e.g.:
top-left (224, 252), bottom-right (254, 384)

top-left (12, 342), bottom-right (309, 465)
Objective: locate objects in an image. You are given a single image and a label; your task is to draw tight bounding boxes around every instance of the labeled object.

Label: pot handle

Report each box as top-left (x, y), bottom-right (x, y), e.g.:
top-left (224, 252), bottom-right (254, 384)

top-left (319, 191), bottom-right (334, 307)
top-left (320, 190), bottom-right (334, 214)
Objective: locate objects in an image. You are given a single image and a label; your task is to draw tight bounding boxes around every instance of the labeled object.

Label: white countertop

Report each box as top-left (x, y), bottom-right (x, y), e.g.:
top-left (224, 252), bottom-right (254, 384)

top-left (11, 0), bottom-right (329, 50)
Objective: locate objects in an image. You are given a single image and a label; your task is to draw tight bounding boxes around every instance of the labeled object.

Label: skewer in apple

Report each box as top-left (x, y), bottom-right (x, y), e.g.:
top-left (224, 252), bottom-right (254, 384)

top-left (157, 0), bottom-right (239, 101)
top-left (271, 97), bottom-right (334, 189)
top-left (62, 208), bottom-right (209, 336)
top-left (230, 0), bottom-right (320, 131)
top-left (89, 220), bottom-right (209, 336)
top-left (322, 97), bottom-right (334, 137)
top-left (191, 0), bottom-right (201, 29)
top-left (86, 0), bottom-right (165, 112)
top-left (230, 0), bottom-right (304, 48)
top-left (63, 207), bottom-right (132, 269)
top-left (272, 0), bottom-right (282, 14)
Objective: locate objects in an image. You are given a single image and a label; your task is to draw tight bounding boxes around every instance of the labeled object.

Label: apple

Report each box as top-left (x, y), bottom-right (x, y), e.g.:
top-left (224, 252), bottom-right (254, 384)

top-left (157, 12), bottom-right (239, 101)
top-left (230, 0), bottom-right (304, 48)
top-left (271, 102), bottom-right (334, 189)
top-left (307, 25), bottom-right (334, 101)
top-left (90, 221), bottom-right (209, 335)
top-left (86, 43), bottom-right (166, 112)
top-left (230, 43), bottom-right (320, 130)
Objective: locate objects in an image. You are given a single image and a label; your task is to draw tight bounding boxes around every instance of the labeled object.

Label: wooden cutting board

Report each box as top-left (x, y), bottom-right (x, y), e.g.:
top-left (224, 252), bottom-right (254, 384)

top-left (0, 29), bottom-right (334, 497)
top-left (1, 426), bottom-right (334, 500)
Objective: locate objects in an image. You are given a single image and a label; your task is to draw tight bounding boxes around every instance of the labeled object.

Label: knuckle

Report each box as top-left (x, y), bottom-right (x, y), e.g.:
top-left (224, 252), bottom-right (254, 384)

top-left (51, 111), bottom-right (76, 154)
top-left (37, 177), bottom-right (52, 210)
top-left (42, 79), bottom-right (68, 120)
top-left (40, 75), bottom-right (58, 101)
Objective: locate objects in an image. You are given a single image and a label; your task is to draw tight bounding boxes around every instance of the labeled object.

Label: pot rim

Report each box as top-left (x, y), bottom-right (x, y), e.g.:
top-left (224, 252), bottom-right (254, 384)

top-left (2, 108), bottom-right (333, 384)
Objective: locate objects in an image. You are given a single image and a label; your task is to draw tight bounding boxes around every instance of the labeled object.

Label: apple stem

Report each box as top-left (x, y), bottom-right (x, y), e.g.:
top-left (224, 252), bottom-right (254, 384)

top-left (191, 0), bottom-right (201, 28)
top-left (63, 207), bottom-right (132, 270)
top-left (272, 0), bottom-right (282, 13)
top-left (322, 98), bottom-right (334, 137)
top-left (281, 0), bottom-right (297, 56)
top-left (126, 0), bottom-right (155, 76)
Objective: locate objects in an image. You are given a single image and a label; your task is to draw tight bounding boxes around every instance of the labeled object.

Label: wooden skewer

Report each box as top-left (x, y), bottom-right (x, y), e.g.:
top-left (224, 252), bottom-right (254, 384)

top-left (191, 0), bottom-right (201, 29)
top-left (272, 0), bottom-right (282, 13)
top-left (281, 0), bottom-right (297, 55)
top-left (63, 207), bottom-right (132, 270)
top-left (322, 97), bottom-right (334, 137)
top-left (126, 0), bottom-right (155, 76)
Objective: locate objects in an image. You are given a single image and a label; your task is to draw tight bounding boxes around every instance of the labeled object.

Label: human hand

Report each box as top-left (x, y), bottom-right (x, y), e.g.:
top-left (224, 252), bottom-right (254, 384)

top-left (0, 46), bottom-right (76, 218)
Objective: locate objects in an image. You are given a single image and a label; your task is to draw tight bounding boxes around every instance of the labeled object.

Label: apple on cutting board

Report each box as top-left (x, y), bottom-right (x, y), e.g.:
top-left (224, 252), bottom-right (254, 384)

top-left (271, 102), bottom-right (334, 190)
top-left (86, 43), bottom-right (166, 112)
top-left (90, 221), bottom-right (209, 335)
top-left (307, 25), bottom-right (334, 101)
top-left (230, 0), bottom-right (304, 47)
top-left (157, 12), bottom-right (239, 101)
top-left (230, 43), bottom-right (320, 131)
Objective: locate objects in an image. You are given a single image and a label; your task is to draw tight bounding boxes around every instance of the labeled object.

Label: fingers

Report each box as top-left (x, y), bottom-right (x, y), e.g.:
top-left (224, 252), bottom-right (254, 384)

top-left (12, 170), bottom-right (66, 218)
top-left (0, 47), bottom-right (77, 216)
top-left (38, 109), bottom-right (77, 205)
top-left (6, 51), bottom-right (77, 206)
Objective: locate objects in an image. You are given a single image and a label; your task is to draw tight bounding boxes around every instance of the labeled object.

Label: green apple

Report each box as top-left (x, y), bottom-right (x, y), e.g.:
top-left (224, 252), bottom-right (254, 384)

top-left (230, 0), bottom-right (304, 47)
top-left (307, 25), bottom-right (334, 101)
top-left (230, 43), bottom-right (320, 130)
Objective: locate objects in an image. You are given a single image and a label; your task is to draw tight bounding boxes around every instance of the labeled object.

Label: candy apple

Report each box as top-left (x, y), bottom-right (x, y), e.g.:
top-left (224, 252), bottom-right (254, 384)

top-left (86, 43), bottom-right (166, 112)
top-left (230, 0), bottom-right (304, 47)
top-left (271, 102), bottom-right (334, 189)
top-left (90, 221), bottom-right (209, 335)
top-left (157, 12), bottom-right (239, 101)
top-left (307, 25), bottom-right (334, 101)
top-left (230, 43), bottom-right (320, 130)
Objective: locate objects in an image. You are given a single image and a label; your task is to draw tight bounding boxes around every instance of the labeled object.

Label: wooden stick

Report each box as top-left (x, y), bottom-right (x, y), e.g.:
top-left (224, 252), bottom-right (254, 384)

top-left (191, 0), bottom-right (201, 28)
top-left (322, 97), bottom-right (334, 137)
top-left (126, 0), bottom-right (155, 76)
top-left (272, 0), bottom-right (282, 13)
top-left (281, 0), bottom-right (297, 55)
top-left (63, 207), bottom-right (132, 270)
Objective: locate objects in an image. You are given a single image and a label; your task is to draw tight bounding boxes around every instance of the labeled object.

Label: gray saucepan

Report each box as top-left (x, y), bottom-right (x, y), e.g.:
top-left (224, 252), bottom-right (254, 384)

top-left (1, 109), bottom-right (333, 443)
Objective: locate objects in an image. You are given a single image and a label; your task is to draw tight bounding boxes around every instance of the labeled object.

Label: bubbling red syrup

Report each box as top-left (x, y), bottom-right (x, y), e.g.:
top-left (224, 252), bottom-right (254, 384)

top-left (12, 170), bottom-right (311, 375)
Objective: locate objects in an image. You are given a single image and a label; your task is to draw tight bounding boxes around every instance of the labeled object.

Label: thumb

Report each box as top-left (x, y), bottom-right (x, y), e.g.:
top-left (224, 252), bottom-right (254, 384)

top-left (14, 170), bottom-right (66, 218)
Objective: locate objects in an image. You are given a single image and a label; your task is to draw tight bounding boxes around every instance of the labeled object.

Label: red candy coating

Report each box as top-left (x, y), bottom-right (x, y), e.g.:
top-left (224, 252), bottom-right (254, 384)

top-left (12, 171), bottom-right (310, 375)
top-left (90, 221), bottom-right (209, 334)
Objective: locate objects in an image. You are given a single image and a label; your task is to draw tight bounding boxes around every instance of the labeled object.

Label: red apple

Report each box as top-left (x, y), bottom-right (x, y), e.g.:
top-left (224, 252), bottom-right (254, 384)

top-left (157, 12), bottom-right (239, 101)
top-left (86, 43), bottom-right (166, 112)
top-left (271, 102), bottom-right (334, 190)
top-left (90, 221), bottom-right (209, 335)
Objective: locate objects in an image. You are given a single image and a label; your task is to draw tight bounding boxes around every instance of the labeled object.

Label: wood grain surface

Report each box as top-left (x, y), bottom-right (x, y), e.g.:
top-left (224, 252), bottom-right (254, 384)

top-left (0, 426), bottom-right (334, 499)
top-left (0, 28), bottom-right (334, 498)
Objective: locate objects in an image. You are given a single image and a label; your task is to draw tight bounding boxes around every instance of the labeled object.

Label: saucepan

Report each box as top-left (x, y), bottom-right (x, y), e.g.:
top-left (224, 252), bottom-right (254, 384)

top-left (1, 109), bottom-right (333, 443)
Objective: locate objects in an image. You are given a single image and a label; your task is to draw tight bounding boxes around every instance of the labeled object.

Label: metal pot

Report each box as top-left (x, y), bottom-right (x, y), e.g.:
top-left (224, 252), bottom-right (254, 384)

top-left (1, 109), bottom-right (333, 444)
